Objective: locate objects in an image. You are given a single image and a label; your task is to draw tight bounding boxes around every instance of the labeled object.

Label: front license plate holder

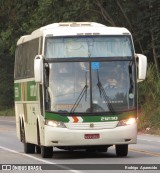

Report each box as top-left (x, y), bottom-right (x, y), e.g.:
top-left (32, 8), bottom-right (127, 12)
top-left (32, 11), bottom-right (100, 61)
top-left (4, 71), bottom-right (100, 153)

top-left (84, 134), bottom-right (100, 139)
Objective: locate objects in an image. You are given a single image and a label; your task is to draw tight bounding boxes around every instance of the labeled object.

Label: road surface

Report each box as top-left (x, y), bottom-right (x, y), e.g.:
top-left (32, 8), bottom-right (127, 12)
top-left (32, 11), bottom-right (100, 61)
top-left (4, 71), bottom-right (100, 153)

top-left (0, 116), bottom-right (160, 172)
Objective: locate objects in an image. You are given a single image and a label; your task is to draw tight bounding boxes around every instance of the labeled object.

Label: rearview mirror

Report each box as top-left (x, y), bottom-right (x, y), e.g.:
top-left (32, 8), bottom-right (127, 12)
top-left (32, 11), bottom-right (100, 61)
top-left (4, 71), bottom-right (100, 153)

top-left (34, 55), bottom-right (43, 84)
top-left (136, 54), bottom-right (147, 82)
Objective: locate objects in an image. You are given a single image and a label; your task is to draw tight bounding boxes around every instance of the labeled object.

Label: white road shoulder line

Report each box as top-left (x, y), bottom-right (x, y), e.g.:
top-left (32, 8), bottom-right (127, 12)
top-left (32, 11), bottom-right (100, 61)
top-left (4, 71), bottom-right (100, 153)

top-left (0, 146), bottom-right (81, 173)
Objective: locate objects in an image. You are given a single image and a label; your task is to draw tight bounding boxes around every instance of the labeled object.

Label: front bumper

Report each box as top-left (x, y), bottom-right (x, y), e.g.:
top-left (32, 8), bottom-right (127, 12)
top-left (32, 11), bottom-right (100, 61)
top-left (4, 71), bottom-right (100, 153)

top-left (44, 123), bottom-right (137, 146)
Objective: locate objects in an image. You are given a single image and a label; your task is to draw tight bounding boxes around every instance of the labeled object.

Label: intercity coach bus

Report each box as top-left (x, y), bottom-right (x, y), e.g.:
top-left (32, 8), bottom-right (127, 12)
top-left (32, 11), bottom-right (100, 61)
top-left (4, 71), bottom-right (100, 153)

top-left (14, 22), bottom-right (147, 158)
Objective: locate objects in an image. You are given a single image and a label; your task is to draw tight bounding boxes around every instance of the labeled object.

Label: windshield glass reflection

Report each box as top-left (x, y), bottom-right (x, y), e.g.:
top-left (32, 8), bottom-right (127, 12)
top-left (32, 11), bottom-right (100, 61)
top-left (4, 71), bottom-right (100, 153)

top-left (48, 62), bottom-right (90, 113)
top-left (46, 36), bottom-right (132, 58)
top-left (92, 61), bottom-right (135, 112)
top-left (47, 61), bottom-right (135, 114)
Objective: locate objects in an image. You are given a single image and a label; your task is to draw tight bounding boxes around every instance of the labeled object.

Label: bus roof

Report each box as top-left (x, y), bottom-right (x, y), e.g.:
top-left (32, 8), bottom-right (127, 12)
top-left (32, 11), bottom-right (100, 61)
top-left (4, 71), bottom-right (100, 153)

top-left (17, 22), bottom-right (131, 45)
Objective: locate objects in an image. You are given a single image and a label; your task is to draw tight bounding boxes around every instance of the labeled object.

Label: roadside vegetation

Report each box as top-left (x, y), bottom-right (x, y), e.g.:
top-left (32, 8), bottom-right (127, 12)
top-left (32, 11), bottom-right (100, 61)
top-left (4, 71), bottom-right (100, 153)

top-left (0, 108), bottom-right (15, 117)
top-left (138, 64), bottom-right (160, 135)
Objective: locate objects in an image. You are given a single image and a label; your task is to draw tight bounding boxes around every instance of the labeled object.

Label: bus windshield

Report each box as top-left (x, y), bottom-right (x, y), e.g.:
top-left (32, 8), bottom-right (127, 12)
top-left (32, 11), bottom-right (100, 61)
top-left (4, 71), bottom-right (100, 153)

top-left (47, 61), bottom-right (135, 114)
top-left (45, 36), bottom-right (135, 114)
top-left (45, 36), bottom-right (132, 58)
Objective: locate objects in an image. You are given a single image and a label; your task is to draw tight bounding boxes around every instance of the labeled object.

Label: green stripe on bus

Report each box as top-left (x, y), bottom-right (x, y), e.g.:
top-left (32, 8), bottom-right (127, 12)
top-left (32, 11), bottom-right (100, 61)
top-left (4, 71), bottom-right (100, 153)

top-left (14, 83), bottom-right (21, 101)
top-left (45, 110), bottom-right (136, 123)
top-left (14, 81), bottom-right (38, 101)
top-left (45, 112), bottom-right (69, 122)
top-left (27, 81), bottom-right (37, 101)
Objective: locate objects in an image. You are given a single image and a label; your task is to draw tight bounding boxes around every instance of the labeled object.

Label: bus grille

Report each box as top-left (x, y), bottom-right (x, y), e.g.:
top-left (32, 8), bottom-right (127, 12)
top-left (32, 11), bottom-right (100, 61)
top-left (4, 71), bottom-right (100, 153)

top-left (65, 121), bottom-right (118, 130)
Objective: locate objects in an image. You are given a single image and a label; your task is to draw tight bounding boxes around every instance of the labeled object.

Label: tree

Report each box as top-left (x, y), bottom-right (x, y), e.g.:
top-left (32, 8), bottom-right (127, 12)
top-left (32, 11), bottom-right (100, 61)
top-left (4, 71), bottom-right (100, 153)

top-left (0, 0), bottom-right (160, 109)
top-left (94, 0), bottom-right (160, 70)
top-left (0, 0), bottom-right (38, 109)
top-left (30, 0), bottom-right (99, 29)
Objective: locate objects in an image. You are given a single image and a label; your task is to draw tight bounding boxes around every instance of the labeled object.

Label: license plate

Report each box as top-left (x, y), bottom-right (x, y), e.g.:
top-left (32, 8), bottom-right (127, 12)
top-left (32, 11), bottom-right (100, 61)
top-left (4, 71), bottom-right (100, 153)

top-left (84, 134), bottom-right (100, 139)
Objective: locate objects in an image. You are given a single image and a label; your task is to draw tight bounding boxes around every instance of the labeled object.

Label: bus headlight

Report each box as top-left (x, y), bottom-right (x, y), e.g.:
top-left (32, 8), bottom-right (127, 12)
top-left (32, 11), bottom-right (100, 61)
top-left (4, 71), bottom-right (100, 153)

top-left (117, 117), bottom-right (137, 126)
top-left (45, 120), bottom-right (66, 128)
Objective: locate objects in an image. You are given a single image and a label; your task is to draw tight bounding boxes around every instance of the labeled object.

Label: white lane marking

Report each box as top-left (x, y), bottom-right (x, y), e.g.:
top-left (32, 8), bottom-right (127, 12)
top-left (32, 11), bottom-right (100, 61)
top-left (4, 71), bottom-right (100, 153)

top-left (0, 146), bottom-right (82, 173)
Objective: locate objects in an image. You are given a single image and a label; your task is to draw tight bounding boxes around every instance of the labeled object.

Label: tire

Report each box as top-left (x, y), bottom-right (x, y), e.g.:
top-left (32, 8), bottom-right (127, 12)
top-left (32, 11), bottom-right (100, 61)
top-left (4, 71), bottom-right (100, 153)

top-left (20, 121), bottom-right (25, 143)
top-left (21, 121), bottom-right (35, 154)
top-left (24, 143), bottom-right (35, 154)
top-left (115, 144), bottom-right (128, 157)
top-left (41, 146), bottom-right (53, 158)
top-left (36, 145), bottom-right (41, 154)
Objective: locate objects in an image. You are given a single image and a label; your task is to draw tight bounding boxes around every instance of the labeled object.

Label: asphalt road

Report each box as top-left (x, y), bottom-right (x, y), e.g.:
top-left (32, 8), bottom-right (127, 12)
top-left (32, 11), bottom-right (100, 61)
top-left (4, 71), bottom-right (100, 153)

top-left (0, 116), bottom-right (160, 173)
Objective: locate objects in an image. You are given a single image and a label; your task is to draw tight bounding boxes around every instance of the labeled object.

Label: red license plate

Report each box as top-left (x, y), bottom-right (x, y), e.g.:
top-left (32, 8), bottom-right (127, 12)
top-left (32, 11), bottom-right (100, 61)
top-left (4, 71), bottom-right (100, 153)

top-left (84, 134), bottom-right (100, 139)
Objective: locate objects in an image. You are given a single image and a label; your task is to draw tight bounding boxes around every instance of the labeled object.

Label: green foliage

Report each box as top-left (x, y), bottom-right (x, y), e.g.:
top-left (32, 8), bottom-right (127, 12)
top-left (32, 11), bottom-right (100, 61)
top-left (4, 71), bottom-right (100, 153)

top-left (138, 64), bottom-right (160, 134)
top-left (30, 0), bottom-right (98, 29)
top-left (0, 0), bottom-right (38, 110)
top-left (0, 108), bottom-right (15, 116)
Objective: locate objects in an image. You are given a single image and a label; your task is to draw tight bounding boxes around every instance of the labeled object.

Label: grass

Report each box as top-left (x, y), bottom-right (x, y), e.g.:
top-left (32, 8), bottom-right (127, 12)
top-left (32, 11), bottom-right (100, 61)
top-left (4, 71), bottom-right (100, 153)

top-left (0, 108), bottom-right (15, 116)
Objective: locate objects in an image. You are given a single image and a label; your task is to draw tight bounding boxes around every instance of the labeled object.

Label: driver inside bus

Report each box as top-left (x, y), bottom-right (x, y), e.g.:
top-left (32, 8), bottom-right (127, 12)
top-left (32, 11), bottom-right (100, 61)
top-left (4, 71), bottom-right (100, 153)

top-left (103, 64), bottom-right (126, 89)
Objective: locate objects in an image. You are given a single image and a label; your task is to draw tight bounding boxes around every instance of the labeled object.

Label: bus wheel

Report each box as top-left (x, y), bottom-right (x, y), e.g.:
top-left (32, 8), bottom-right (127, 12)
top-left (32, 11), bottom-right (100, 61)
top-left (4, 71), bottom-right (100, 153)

top-left (20, 121), bottom-right (25, 143)
top-left (24, 143), bottom-right (35, 154)
top-left (41, 146), bottom-right (53, 158)
top-left (21, 122), bottom-right (35, 154)
top-left (115, 144), bottom-right (128, 157)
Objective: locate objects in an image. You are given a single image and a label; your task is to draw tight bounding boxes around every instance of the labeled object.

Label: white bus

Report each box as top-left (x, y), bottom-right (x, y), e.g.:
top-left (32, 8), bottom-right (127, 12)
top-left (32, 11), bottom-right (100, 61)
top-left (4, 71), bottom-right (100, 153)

top-left (14, 22), bottom-right (147, 158)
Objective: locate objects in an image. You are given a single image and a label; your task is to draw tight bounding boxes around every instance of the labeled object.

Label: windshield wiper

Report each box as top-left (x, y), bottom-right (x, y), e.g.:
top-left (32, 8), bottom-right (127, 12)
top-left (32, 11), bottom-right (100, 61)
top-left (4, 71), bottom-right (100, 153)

top-left (96, 70), bottom-right (115, 114)
top-left (70, 72), bottom-right (88, 114)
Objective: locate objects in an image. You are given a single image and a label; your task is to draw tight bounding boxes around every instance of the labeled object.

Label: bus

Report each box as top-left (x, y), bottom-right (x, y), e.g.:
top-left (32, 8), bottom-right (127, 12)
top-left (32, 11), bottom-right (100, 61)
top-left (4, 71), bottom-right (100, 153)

top-left (14, 22), bottom-right (147, 158)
